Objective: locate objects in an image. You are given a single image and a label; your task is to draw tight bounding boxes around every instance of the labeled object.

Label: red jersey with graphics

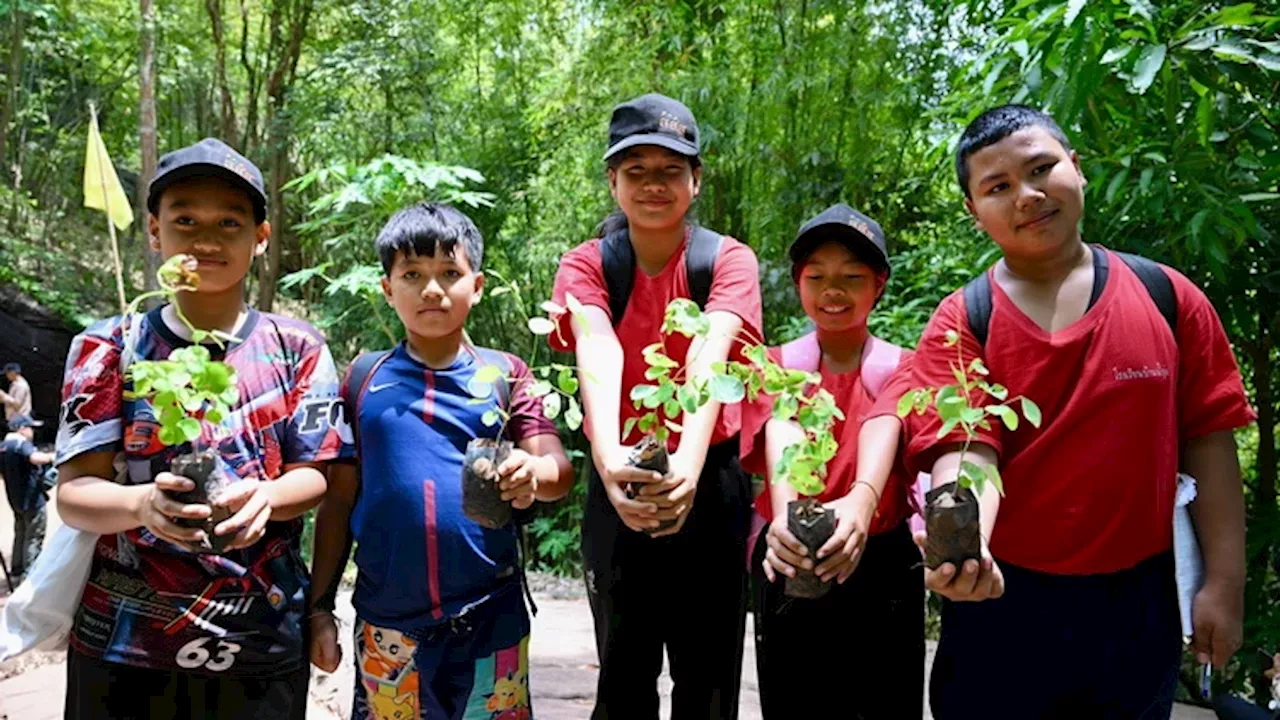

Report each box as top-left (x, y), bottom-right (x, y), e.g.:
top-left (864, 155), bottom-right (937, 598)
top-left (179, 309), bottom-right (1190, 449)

top-left (55, 306), bottom-right (352, 677)
top-left (906, 247), bottom-right (1255, 575)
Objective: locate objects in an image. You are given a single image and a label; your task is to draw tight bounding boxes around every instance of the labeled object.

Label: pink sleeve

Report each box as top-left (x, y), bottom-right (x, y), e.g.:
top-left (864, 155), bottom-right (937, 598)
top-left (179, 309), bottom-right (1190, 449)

top-left (863, 351), bottom-right (917, 422)
top-left (1167, 270), bottom-right (1256, 439)
top-left (548, 241), bottom-right (610, 353)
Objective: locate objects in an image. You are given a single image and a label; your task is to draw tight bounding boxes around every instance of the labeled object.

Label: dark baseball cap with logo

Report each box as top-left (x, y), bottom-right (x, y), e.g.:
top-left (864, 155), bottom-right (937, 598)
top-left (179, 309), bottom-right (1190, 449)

top-left (603, 93), bottom-right (700, 162)
top-left (789, 203), bottom-right (890, 278)
top-left (147, 138), bottom-right (268, 224)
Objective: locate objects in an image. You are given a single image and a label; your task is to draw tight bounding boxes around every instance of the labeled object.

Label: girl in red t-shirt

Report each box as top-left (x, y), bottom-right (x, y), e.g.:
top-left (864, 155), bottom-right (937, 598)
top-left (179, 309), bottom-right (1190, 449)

top-left (741, 203), bottom-right (924, 718)
top-left (549, 93), bottom-right (763, 719)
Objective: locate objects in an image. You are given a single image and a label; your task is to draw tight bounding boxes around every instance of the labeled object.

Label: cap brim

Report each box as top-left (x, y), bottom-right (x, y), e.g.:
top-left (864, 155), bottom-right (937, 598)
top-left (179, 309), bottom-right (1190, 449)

top-left (148, 164), bottom-right (267, 222)
top-left (603, 133), bottom-right (698, 161)
top-left (789, 223), bottom-right (890, 276)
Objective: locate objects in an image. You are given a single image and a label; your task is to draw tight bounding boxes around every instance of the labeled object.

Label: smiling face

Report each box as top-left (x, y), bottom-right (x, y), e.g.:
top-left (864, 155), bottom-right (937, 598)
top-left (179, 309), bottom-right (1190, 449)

top-left (963, 126), bottom-right (1087, 262)
top-left (148, 176), bottom-right (270, 295)
top-left (380, 244), bottom-right (483, 342)
top-left (795, 240), bottom-right (884, 334)
top-left (608, 146), bottom-right (700, 234)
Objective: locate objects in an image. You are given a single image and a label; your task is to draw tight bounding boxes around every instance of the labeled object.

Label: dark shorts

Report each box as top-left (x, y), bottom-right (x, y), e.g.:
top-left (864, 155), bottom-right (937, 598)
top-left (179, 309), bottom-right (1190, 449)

top-left (64, 649), bottom-right (309, 720)
top-left (751, 520), bottom-right (925, 719)
top-left (930, 551), bottom-right (1182, 720)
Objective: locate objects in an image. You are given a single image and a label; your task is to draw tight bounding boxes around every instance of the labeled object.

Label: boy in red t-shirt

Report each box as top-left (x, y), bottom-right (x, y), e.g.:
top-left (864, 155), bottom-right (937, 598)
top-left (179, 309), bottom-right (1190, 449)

top-left (911, 104), bottom-right (1256, 719)
top-left (549, 93), bottom-right (762, 719)
top-left (740, 203), bottom-right (924, 718)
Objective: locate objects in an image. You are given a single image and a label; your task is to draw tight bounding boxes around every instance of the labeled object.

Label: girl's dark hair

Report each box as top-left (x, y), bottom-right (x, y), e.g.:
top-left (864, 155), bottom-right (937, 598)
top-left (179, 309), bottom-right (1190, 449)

top-left (594, 149), bottom-right (702, 237)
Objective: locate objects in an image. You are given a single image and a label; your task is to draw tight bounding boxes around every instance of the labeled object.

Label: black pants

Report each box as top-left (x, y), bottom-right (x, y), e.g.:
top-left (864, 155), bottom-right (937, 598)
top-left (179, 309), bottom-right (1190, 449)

top-left (751, 521), bottom-right (924, 719)
top-left (11, 504), bottom-right (46, 576)
top-left (582, 440), bottom-right (751, 720)
top-left (64, 650), bottom-right (310, 720)
top-left (930, 551), bottom-right (1182, 720)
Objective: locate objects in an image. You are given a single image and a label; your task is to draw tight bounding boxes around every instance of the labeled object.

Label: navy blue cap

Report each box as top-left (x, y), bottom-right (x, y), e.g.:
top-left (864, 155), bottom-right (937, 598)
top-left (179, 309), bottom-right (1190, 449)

top-left (789, 203), bottom-right (890, 277)
top-left (604, 93), bottom-right (700, 161)
top-left (147, 138), bottom-right (267, 223)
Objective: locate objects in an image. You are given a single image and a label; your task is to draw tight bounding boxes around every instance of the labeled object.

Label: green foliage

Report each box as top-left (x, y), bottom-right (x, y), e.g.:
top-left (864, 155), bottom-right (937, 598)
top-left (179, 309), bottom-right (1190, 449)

top-left (126, 255), bottom-right (239, 447)
top-left (626, 299), bottom-right (844, 498)
top-left (897, 326), bottom-right (1042, 497)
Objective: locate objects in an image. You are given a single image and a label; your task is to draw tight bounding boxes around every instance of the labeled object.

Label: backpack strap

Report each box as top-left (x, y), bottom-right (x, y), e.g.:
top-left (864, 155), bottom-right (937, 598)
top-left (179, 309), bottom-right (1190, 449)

top-left (599, 229), bottom-right (635, 326)
top-left (962, 251), bottom-right (1176, 349)
top-left (962, 271), bottom-right (994, 348)
top-left (1115, 251), bottom-right (1178, 338)
top-left (778, 332), bottom-right (822, 372)
top-left (859, 336), bottom-right (904, 399)
top-left (340, 350), bottom-right (392, 454)
top-left (686, 226), bottom-right (725, 309)
top-left (599, 226), bottom-right (726, 326)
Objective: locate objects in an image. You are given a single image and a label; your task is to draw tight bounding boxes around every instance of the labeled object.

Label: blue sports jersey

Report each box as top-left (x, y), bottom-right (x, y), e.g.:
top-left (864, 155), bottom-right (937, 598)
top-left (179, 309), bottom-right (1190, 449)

top-left (348, 343), bottom-right (556, 634)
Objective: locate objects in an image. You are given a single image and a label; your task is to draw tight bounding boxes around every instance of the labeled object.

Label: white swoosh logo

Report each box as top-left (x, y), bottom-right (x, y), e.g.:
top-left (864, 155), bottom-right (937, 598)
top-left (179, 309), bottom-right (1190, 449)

top-left (367, 382), bottom-right (398, 394)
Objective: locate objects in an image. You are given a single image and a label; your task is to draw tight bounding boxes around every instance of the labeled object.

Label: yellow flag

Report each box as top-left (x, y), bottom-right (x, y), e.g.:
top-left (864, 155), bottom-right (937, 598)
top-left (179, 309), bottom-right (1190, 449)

top-left (83, 111), bottom-right (134, 231)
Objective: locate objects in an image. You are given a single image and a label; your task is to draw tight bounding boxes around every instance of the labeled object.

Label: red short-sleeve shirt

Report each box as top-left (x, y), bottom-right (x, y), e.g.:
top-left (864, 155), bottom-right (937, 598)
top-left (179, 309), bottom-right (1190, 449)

top-left (549, 230), bottom-right (764, 448)
top-left (905, 246), bottom-right (1256, 575)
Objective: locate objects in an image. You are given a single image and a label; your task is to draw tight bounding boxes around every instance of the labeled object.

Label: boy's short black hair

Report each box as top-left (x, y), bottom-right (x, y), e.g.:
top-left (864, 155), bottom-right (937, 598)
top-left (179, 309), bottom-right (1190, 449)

top-left (375, 203), bottom-right (484, 275)
top-left (955, 104), bottom-right (1074, 197)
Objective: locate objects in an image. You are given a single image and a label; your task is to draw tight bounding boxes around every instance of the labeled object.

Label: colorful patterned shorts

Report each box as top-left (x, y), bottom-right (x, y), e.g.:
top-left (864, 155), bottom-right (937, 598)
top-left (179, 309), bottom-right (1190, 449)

top-left (353, 615), bottom-right (532, 720)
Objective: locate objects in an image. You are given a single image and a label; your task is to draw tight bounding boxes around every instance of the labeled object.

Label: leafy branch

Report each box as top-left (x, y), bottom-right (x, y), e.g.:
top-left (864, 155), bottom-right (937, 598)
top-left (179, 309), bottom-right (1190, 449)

top-left (626, 299), bottom-right (845, 497)
top-left (896, 327), bottom-right (1042, 496)
top-left (127, 254), bottom-right (241, 447)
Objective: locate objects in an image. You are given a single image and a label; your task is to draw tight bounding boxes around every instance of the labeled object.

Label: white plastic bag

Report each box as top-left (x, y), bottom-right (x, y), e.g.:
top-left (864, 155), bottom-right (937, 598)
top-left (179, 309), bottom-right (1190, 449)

top-left (0, 315), bottom-right (140, 661)
top-left (0, 524), bottom-right (97, 661)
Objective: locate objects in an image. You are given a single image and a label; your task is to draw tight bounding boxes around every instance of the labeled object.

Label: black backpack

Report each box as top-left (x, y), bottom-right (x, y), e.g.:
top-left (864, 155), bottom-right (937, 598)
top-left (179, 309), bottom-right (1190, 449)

top-left (962, 246), bottom-right (1178, 346)
top-left (599, 225), bottom-right (726, 322)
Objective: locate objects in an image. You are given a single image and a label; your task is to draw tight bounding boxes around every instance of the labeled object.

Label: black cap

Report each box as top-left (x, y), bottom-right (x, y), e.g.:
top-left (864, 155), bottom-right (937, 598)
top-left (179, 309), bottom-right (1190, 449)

top-left (3, 363), bottom-right (19, 374)
top-left (789, 203), bottom-right (890, 278)
top-left (8, 414), bottom-right (42, 431)
top-left (147, 138), bottom-right (268, 224)
top-left (604, 93), bottom-right (700, 161)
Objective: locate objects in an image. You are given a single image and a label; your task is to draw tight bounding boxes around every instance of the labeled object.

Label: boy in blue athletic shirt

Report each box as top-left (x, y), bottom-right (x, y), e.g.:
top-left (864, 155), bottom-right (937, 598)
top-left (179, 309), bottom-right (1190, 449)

top-left (308, 203), bottom-right (574, 720)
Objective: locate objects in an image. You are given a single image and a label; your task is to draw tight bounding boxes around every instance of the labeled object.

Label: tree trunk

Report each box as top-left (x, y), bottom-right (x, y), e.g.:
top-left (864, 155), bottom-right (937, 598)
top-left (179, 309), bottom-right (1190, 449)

top-left (206, 0), bottom-right (238, 142)
top-left (0, 2), bottom-right (26, 169)
top-left (256, 0), bottom-right (315, 312)
top-left (139, 0), bottom-right (159, 298)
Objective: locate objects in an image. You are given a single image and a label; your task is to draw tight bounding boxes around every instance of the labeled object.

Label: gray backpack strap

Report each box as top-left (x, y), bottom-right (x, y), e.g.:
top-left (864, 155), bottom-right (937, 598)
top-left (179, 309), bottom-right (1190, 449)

top-left (340, 350), bottom-right (391, 454)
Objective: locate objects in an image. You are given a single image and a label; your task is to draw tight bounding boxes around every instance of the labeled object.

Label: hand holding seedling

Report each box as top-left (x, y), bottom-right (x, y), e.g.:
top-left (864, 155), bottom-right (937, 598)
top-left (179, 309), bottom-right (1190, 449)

top-left (813, 489), bottom-right (877, 584)
top-left (762, 517), bottom-right (809, 583)
top-left (915, 529), bottom-right (1005, 602)
top-left (641, 450), bottom-right (703, 538)
top-left (897, 325), bottom-right (1041, 595)
top-left (211, 478), bottom-right (274, 550)
top-left (138, 472), bottom-right (213, 547)
top-left (603, 452), bottom-right (662, 533)
top-left (497, 449), bottom-right (542, 510)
